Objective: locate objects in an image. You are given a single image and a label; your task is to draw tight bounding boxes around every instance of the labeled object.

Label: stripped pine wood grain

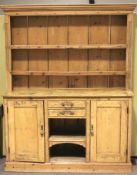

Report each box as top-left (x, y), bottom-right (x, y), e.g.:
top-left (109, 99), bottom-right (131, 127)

top-left (69, 49), bottom-right (88, 88)
top-left (7, 100), bottom-right (45, 162)
top-left (5, 15), bottom-right (12, 92)
top-left (91, 100), bottom-right (128, 163)
top-left (44, 100), bottom-right (50, 162)
top-left (28, 16), bottom-right (47, 45)
top-left (2, 4), bottom-right (134, 173)
top-left (5, 161), bottom-right (132, 173)
top-left (89, 16), bottom-right (110, 44)
top-left (11, 17), bottom-right (27, 45)
top-left (48, 16), bottom-right (67, 45)
top-left (111, 16), bottom-right (127, 45)
top-left (10, 44), bottom-right (127, 49)
top-left (12, 50), bottom-right (29, 90)
top-left (28, 50), bottom-right (48, 89)
top-left (49, 50), bottom-right (68, 88)
top-left (88, 49), bottom-right (109, 88)
top-left (4, 89), bottom-right (133, 98)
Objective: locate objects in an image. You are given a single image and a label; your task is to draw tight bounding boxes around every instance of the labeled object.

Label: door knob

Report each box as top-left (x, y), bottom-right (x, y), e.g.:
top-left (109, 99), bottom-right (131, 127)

top-left (91, 124), bottom-right (94, 136)
top-left (40, 125), bottom-right (45, 136)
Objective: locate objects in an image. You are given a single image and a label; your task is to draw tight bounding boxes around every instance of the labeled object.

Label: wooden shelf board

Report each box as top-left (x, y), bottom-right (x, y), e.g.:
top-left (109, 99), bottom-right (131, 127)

top-left (10, 44), bottom-right (127, 49)
top-left (3, 89), bottom-right (133, 98)
top-left (50, 156), bottom-right (86, 163)
top-left (49, 135), bottom-right (86, 147)
top-left (48, 116), bottom-right (86, 119)
top-left (11, 71), bottom-right (126, 76)
top-left (49, 135), bottom-right (85, 142)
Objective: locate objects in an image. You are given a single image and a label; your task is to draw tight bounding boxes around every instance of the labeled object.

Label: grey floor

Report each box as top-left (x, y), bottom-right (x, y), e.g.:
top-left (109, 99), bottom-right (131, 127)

top-left (0, 159), bottom-right (137, 175)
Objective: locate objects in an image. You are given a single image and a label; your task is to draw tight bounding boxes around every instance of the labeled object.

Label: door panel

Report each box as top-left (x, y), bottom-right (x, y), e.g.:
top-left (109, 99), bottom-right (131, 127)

top-left (7, 100), bottom-right (44, 162)
top-left (91, 100), bottom-right (128, 162)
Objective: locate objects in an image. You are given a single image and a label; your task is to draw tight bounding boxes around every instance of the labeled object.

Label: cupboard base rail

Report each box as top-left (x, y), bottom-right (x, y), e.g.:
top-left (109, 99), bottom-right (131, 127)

top-left (5, 161), bottom-right (132, 173)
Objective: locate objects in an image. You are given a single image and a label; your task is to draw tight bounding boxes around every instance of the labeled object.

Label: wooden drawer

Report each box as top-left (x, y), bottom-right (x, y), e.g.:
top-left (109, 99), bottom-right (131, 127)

top-left (48, 100), bottom-right (86, 108)
top-left (48, 109), bottom-right (86, 118)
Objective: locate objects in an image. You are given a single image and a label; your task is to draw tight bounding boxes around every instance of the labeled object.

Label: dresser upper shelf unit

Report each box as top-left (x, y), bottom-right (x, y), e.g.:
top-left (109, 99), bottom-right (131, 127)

top-left (2, 7), bottom-right (132, 91)
top-left (1, 4), bottom-right (135, 173)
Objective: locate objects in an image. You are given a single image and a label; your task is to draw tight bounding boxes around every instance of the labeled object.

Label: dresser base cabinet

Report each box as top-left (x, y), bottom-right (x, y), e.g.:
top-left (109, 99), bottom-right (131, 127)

top-left (4, 97), bottom-right (132, 173)
top-left (1, 4), bottom-right (134, 173)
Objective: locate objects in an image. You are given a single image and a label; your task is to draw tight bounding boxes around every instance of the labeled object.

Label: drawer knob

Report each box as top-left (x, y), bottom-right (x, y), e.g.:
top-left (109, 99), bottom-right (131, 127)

top-left (59, 111), bottom-right (75, 116)
top-left (61, 102), bottom-right (74, 107)
top-left (69, 111), bottom-right (74, 115)
top-left (59, 111), bottom-right (65, 115)
top-left (70, 103), bottom-right (74, 107)
top-left (61, 103), bottom-right (65, 107)
top-left (91, 124), bottom-right (94, 136)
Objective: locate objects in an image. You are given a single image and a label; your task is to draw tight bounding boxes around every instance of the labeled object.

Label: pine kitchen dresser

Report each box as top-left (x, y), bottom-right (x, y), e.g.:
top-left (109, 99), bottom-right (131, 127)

top-left (0, 3), bottom-right (136, 173)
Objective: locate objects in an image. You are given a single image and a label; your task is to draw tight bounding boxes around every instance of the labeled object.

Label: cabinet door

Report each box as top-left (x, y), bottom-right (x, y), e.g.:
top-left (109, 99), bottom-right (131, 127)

top-left (7, 100), bottom-right (44, 162)
top-left (91, 100), bottom-right (128, 162)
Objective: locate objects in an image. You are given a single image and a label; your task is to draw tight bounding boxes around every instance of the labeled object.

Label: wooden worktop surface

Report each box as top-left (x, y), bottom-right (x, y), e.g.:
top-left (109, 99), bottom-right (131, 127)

top-left (3, 89), bottom-right (133, 98)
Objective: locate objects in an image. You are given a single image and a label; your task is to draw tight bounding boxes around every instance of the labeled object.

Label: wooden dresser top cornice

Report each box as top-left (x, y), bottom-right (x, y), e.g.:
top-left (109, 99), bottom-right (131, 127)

top-left (0, 4), bottom-right (136, 13)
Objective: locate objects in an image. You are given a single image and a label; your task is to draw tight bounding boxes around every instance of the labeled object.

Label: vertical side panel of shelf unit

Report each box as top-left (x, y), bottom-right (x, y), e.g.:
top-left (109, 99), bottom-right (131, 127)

top-left (68, 16), bottom-right (88, 88)
top-left (28, 50), bottom-right (48, 90)
top-left (88, 49), bottom-right (109, 88)
top-left (5, 15), bottom-right (12, 92)
top-left (126, 13), bottom-right (133, 90)
top-left (48, 16), bottom-right (68, 88)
